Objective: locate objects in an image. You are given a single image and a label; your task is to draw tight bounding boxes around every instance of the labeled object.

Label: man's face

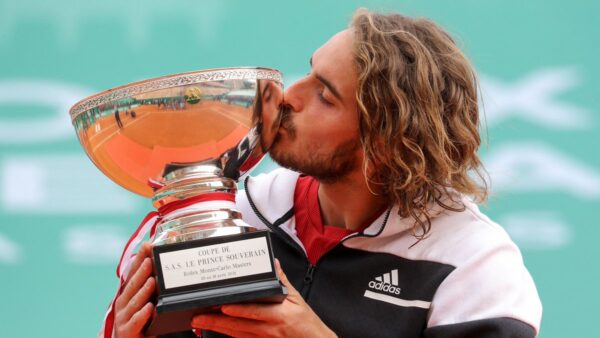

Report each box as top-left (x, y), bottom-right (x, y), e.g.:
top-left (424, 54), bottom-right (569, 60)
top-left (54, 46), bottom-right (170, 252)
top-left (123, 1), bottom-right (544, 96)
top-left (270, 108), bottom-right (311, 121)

top-left (270, 30), bottom-right (362, 183)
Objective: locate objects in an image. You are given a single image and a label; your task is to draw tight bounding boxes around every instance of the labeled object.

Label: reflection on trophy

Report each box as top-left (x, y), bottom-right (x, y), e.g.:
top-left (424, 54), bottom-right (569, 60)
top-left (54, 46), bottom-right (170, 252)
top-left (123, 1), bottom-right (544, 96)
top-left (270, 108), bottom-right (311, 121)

top-left (69, 67), bottom-right (287, 336)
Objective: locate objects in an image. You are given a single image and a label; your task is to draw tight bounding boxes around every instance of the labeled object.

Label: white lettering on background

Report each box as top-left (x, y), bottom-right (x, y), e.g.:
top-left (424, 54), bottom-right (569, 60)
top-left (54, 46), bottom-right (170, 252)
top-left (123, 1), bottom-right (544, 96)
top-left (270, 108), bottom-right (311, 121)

top-left (0, 155), bottom-right (139, 214)
top-left (62, 226), bottom-right (128, 264)
top-left (480, 67), bottom-right (592, 129)
top-left (0, 79), bottom-right (92, 143)
top-left (485, 143), bottom-right (600, 199)
top-left (0, 1), bottom-right (223, 46)
top-left (0, 233), bottom-right (22, 264)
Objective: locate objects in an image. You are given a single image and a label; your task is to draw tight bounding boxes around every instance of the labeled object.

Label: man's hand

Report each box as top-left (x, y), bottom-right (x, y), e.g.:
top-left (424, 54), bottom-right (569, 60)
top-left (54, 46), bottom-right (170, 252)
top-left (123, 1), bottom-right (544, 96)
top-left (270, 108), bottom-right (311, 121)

top-left (191, 259), bottom-right (337, 338)
top-left (114, 242), bottom-right (156, 338)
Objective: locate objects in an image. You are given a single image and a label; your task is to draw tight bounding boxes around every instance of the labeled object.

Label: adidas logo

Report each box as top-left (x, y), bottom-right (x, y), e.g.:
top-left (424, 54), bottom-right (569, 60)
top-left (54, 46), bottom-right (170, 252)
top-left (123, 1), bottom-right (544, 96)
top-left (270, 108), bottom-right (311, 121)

top-left (364, 269), bottom-right (431, 309)
top-left (368, 269), bottom-right (401, 295)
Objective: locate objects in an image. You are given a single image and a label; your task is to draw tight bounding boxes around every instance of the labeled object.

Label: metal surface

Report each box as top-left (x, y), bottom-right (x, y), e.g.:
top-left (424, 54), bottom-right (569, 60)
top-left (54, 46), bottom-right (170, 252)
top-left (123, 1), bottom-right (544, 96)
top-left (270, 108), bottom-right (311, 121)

top-left (70, 67), bottom-right (283, 198)
top-left (153, 210), bottom-right (253, 245)
top-left (70, 67), bottom-right (284, 245)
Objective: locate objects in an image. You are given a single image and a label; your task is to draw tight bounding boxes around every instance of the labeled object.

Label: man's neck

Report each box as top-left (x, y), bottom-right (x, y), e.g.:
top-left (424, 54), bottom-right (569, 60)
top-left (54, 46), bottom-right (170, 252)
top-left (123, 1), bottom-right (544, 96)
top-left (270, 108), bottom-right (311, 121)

top-left (316, 171), bottom-right (389, 232)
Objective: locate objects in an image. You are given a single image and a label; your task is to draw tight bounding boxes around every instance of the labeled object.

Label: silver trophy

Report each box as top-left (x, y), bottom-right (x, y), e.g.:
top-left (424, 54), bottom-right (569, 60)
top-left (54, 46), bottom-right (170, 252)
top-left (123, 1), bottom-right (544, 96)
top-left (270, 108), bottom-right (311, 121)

top-left (69, 67), bottom-right (287, 335)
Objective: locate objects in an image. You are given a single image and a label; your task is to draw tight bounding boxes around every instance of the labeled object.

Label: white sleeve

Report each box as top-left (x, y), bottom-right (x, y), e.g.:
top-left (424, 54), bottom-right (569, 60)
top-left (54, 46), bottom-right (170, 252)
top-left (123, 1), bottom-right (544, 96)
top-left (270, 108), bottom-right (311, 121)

top-left (426, 229), bottom-right (542, 336)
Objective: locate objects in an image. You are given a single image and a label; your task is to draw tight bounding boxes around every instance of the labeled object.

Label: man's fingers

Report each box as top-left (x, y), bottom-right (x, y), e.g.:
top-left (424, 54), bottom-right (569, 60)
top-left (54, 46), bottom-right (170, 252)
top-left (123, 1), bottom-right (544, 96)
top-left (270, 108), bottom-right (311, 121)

top-left (127, 302), bottom-right (154, 335)
top-left (124, 242), bottom-right (153, 283)
top-left (274, 259), bottom-right (286, 282)
top-left (217, 260), bottom-right (302, 322)
top-left (119, 276), bottom-right (156, 322)
top-left (191, 314), bottom-right (264, 338)
top-left (221, 303), bottom-right (279, 322)
top-left (116, 258), bottom-right (153, 310)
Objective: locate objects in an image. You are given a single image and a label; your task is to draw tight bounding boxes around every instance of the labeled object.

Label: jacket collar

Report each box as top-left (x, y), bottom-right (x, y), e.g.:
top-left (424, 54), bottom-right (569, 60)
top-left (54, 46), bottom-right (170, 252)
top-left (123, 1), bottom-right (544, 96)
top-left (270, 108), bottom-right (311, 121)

top-left (246, 168), bottom-right (415, 238)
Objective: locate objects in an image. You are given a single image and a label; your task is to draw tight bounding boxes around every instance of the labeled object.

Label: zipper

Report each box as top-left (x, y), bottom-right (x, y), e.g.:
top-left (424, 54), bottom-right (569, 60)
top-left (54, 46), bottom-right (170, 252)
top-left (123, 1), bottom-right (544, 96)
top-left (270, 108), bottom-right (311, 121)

top-left (298, 208), bottom-right (392, 300)
top-left (300, 263), bottom-right (316, 298)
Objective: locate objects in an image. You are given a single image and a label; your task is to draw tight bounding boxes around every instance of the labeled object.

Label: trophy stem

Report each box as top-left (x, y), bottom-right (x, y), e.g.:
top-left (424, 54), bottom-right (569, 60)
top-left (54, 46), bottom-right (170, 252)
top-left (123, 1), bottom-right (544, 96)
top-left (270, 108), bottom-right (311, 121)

top-left (150, 164), bottom-right (254, 246)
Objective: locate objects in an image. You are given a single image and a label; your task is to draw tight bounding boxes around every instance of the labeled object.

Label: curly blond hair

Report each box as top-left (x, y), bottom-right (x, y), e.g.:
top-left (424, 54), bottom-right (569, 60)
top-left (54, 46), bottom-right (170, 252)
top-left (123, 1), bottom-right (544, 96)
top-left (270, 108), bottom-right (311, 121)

top-left (351, 9), bottom-right (488, 238)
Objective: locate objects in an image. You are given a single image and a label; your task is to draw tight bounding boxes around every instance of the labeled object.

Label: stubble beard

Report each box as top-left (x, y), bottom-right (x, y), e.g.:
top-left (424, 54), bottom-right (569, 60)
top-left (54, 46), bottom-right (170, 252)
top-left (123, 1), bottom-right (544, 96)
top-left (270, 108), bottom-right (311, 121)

top-left (269, 108), bottom-right (362, 184)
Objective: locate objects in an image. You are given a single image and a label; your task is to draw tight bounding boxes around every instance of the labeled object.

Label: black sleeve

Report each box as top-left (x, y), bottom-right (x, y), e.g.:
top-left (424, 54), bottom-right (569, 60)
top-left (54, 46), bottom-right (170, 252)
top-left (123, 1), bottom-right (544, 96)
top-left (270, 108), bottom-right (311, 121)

top-left (424, 317), bottom-right (537, 338)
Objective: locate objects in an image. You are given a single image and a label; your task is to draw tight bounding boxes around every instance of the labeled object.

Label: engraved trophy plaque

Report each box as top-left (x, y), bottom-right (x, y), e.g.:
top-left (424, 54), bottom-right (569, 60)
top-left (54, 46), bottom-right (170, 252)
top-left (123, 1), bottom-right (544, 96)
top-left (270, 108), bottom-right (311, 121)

top-left (69, 68), bottom-right (287, 336)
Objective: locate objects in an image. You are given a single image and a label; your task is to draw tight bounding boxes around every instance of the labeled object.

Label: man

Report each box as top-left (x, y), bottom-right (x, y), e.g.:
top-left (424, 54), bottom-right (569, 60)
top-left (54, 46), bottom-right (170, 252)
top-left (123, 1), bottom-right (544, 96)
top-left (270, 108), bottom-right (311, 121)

top-left (114, 9), bottom-right (542, 338)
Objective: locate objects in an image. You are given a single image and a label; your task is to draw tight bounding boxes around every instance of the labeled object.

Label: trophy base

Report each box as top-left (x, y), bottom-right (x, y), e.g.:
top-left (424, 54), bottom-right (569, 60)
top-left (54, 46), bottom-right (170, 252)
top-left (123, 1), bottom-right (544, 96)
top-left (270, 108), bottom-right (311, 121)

top-left (145, 230), bottom-right (287, 336)
top-left (145, 279), bottom-right (287, 336)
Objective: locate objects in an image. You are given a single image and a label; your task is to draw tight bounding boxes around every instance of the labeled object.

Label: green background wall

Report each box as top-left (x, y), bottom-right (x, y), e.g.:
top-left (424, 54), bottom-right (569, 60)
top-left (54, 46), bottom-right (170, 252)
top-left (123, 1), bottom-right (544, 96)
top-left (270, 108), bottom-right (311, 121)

top-left (0, 1), bottom-right (597, 336)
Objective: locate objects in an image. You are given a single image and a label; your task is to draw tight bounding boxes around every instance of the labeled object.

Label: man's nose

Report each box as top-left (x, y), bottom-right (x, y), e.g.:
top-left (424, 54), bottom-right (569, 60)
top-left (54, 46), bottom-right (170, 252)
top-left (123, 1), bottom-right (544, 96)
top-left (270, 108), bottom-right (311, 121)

top-left (282, 78), bottom-right (306, 112)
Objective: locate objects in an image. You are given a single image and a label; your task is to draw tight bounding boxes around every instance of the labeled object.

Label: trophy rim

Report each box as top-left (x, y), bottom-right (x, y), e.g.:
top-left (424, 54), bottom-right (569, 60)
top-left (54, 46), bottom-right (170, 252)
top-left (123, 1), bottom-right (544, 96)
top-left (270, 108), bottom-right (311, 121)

top-left (69, 66), bottom-right (283, 121)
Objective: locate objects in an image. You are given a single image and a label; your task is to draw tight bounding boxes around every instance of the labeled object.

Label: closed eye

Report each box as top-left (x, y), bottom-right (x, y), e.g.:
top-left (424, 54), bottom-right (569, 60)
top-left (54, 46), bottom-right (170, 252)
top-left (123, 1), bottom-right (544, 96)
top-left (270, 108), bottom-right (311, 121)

top-left (318, 88), bottom-right (333, 106)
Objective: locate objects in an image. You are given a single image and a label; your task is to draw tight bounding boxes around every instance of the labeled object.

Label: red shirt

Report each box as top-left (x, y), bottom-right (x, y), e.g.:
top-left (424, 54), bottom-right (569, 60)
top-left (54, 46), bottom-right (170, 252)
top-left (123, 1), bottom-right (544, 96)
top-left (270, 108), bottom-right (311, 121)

top-left (294, 175), bottom-right (385, 264)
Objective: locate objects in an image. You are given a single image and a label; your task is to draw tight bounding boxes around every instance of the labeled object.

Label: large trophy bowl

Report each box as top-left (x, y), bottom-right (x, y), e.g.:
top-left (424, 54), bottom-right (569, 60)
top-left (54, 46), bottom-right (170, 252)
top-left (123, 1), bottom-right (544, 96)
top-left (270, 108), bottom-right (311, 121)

top-left (69, 67), bottom-right (286, 336)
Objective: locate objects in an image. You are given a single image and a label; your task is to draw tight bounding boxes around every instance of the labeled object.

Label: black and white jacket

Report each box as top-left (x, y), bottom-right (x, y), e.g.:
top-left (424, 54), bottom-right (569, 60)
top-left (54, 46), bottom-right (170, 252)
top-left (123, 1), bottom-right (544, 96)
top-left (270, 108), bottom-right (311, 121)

top-left (227, 168), bottom-right (542, 338)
